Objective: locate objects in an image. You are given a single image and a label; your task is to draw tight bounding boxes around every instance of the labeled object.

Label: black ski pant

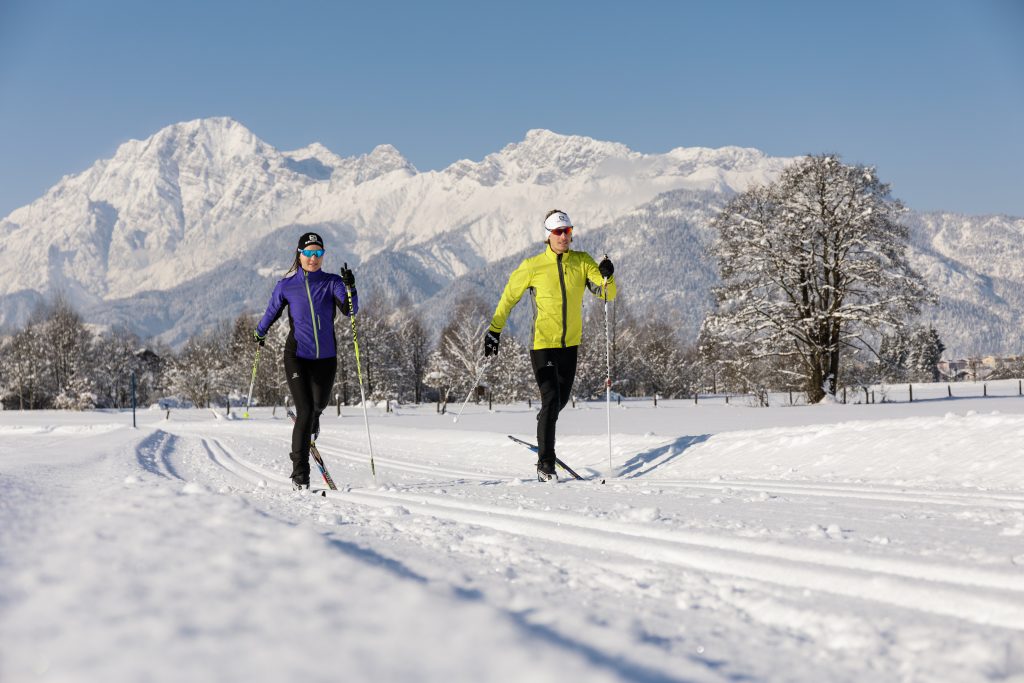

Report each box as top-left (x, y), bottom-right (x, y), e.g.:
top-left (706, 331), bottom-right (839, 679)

top-left (531, 345), bottom-right (578, 469)
top-left (284, 354), bottom-right (337, 483)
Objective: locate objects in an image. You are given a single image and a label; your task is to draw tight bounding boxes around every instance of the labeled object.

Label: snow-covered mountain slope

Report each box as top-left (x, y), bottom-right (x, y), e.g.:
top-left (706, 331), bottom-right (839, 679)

top-left (905, 212), bottom-right (1024, 355)
top-left (1, 116), bottom-right (1021, 355)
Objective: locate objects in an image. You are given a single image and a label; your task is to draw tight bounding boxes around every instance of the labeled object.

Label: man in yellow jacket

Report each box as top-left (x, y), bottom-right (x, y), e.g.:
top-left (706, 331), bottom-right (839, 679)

top-left (484, 209), bottom-right (617, 481)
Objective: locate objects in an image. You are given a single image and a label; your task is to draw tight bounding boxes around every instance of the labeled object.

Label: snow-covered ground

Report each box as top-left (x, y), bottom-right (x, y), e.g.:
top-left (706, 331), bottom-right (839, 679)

top-left (3, 385), bottom-right (1024, 682)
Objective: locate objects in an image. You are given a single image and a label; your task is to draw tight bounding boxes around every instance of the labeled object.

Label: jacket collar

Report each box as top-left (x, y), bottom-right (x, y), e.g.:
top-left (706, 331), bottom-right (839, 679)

top-left (543, 244), bottom-right (569, 260)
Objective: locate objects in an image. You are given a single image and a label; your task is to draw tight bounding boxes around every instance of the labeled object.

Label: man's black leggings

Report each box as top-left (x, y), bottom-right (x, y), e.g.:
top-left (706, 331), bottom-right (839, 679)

top-left (530, 345), bottom-right (578, 468)
top-left (284, 354), bottom-right (337, 482)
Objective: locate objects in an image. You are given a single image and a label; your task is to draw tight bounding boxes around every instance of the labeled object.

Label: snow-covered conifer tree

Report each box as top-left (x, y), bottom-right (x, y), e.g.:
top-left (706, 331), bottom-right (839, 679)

top-left (878, 324), bottom-right (946, 383)
top-left (878, 331), bottom-right (910, 383)
top-left (907, 326), bottom-right (945, 382)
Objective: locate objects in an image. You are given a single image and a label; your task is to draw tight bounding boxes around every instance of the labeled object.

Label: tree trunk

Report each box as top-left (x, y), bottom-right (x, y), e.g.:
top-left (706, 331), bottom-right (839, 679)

top-left (807, 360), bottom-right (825, 403)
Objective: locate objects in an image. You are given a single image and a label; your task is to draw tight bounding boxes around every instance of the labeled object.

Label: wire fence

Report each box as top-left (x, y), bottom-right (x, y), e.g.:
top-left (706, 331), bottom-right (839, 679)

top-left (648, 378), bottom-right (1024, 408)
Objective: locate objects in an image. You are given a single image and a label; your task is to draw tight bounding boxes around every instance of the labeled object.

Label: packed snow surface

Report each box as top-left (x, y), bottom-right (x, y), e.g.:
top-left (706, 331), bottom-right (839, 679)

top-left (3, 386), bottom-right (1024, 682)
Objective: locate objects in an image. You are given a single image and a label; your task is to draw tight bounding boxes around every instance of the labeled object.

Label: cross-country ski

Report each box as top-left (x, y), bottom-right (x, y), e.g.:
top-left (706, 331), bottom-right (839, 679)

top-left (506, 434), bottom-right (586, 481)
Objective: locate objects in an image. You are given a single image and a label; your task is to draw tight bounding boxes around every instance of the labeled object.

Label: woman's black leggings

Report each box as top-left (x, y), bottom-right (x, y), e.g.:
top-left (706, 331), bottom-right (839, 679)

top-left (284, 354), bottom-right (337, 482)
top-left (530, 345), bottom-right (578, 468)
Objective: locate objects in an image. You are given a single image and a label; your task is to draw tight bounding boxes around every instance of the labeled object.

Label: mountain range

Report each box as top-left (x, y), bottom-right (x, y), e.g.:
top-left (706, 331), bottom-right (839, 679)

top-left (1, 116), bottom-right (1022, 357)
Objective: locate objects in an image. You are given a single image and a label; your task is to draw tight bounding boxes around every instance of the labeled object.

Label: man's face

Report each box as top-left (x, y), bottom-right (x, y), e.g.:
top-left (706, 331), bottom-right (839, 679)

top-left (547, 226), bottom-right (572, 254)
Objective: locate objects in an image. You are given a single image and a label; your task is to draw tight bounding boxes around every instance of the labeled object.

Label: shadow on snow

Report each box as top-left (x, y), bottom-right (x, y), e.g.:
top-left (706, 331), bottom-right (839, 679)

top-left (618, 435), bottom-right (711, 479)
top-left (320, 533), bottom-right (722, 682)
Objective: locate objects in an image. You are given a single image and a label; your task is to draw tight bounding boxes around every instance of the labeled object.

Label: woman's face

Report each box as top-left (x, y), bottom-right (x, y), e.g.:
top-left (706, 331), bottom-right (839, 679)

top-left (298, 246), bottom-right (324, 272)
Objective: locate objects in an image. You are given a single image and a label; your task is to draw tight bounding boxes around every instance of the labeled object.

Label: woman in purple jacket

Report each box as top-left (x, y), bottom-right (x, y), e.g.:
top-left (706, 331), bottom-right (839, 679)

top-left (254, 231), bottom-right (358, 489)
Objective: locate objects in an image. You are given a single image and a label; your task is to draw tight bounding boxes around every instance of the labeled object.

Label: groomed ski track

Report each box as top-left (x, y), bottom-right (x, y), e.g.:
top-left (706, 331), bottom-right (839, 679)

top-left (195, 433), bottom-right (1024, 631)
top-left (8, 405), bottom-right (1024, 683)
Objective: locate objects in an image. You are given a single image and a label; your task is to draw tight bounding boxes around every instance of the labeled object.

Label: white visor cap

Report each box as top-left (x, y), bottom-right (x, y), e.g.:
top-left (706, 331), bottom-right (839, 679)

top-left (544, 211), bottom-right (573, 235)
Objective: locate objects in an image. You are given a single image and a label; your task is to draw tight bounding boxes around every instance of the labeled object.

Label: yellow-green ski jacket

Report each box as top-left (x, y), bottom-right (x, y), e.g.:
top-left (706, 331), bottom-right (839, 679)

top-left (489, 246), bottom-right (617, 350)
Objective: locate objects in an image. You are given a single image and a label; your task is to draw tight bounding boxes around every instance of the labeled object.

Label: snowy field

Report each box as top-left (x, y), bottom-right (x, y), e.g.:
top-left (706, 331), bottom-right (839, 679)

top-left (3, 383), bottom-right (1024, 682)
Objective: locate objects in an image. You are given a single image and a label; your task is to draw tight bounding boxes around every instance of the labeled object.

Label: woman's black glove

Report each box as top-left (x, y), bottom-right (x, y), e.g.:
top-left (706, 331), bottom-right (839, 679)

top-left (598, 258), bottom-right (614, 279)
top-left (340, 263), bottom-right (356, 289)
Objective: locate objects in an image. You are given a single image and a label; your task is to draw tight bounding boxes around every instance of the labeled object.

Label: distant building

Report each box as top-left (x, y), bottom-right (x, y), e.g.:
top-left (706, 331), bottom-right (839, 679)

top-left (938, 355), bottom-right (1024, 381)
top-left (937, 358), bottom-right (971, 380)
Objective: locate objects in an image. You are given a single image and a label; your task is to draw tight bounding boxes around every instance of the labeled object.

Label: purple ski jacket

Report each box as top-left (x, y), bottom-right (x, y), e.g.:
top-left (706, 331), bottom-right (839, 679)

top-left (256, 268), bottom-right (358, 360)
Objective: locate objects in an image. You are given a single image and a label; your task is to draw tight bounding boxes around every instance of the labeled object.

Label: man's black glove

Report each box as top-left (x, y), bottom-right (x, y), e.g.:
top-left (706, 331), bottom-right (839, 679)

top-left (252, 329), bottom-right (266, 346)
top-left (598, 258), bottom-right (614, 279)
top-left (484, 330), bottom-right (500, 357)
top-left (340, 263), bottom-right (356, 289)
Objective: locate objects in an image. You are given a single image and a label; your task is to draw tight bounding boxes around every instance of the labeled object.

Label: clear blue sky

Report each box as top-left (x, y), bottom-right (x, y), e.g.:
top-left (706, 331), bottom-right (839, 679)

top-left (1, 0), bottom-right (1022, 217)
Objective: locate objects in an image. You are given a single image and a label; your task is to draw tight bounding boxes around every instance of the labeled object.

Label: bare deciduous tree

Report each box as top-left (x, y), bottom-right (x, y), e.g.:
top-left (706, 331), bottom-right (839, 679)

top-left (702, 154), bottom-right (932, 403)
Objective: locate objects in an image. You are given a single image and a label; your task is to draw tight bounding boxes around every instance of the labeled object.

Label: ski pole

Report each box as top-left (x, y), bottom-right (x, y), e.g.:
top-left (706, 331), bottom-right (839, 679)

top-left (343, 263), bottom-right (377, 483)
top-left (243, 345), bottom-right (261, 418)
top-left (453, 357), bottom-right (491, 424)
top-left (603, 253), bottom-right (612, 471)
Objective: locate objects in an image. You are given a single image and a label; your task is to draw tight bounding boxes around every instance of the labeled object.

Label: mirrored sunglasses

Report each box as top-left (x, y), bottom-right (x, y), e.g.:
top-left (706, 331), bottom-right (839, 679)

top-left (299, 248), bottom-right (325, 258)
top-left (547, 227), bottom-right (572, 237)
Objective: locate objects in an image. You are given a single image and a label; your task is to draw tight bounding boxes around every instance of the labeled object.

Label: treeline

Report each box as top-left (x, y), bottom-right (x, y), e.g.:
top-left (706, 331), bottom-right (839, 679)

top-left (702, 323), bottom-right (949, 405)
top-left (0, 299), bottom-right (166, 410)
top-left (0, 294), bottom-right (952, 411)
top-left (0, 294), bottom-right (700, 410)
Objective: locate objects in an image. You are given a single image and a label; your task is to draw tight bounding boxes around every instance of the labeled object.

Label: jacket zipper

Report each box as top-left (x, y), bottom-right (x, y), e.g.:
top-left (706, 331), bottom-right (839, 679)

top-left (557, 253), bottom-right (567, 348)
top-left (303, 271), bottom-right (321, 358)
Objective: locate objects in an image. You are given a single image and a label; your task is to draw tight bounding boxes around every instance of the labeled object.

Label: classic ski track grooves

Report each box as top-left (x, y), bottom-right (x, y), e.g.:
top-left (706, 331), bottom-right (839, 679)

top-left (647, 478), bottom-right (1024, 509)
top-left (204, 437), bottom-right (1024, 630)
top-left (282, 435), bottom-right (1024, 509)
top-left (271, 433), bottom-right (495, 482)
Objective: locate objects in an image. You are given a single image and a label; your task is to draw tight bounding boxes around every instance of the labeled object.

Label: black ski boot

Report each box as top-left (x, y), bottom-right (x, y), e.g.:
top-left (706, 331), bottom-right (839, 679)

top-left (290, 453), bottom-right (311, 490)
top-left (536, 460), bottom-right (557, 482)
